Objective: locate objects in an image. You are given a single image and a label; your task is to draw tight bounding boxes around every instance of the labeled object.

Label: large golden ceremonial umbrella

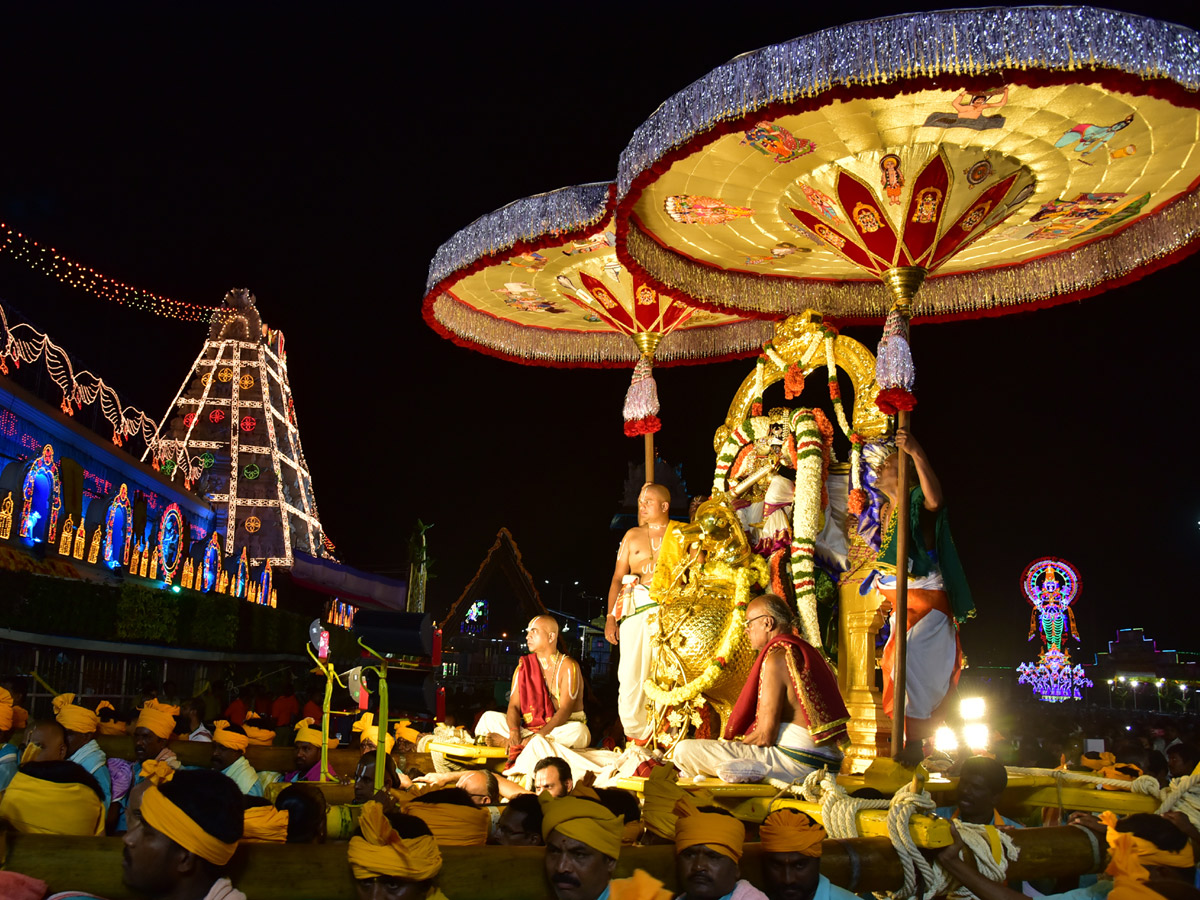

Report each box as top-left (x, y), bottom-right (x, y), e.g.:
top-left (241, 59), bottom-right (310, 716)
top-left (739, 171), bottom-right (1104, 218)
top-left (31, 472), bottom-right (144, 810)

top-left (423, 183), bottom-right (772, 475)
top-left (610, 6), bottom-right (1200, 748)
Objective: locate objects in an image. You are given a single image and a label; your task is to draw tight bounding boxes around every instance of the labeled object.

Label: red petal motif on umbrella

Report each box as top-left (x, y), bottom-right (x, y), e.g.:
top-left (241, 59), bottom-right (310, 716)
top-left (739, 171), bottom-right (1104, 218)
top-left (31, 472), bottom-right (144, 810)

top-left (929, 173), bottom-right (1019, 270)
top-left (579, 271), bottom-right (637, 332)
top-left (835, 170), bottom-right (910, 269)
top-left (901, 152), bottom-right (951, 265)
top-left (790, 208), bottom-right (878, 273)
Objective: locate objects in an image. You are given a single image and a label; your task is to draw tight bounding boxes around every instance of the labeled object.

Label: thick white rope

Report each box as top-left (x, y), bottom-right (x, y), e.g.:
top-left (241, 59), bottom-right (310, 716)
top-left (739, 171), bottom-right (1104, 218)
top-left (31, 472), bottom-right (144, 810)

top-left (1005, 766), bottom-right (1163, 795)
top-left (1154, 768), bottom-right (1200, 830)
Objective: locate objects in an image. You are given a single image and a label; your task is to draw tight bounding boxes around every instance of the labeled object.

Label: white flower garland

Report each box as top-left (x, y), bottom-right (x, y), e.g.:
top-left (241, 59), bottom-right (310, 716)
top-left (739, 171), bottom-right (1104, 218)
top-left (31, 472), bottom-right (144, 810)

top-left (789, 408), bottom-right (826, 648)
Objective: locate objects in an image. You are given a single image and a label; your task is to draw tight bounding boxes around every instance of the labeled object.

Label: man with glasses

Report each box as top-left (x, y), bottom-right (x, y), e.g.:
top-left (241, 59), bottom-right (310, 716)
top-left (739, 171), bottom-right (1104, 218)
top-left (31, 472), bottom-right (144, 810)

top-left (672, 594), bottom-right (848, 782)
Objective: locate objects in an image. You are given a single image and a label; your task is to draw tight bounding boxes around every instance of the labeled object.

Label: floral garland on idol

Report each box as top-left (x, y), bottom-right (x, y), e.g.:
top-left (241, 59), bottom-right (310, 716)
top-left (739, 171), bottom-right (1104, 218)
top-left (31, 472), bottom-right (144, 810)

top-left (643, 556), bottom-right (769, 710)
top-left (788, 408), bottom-right (831, 649)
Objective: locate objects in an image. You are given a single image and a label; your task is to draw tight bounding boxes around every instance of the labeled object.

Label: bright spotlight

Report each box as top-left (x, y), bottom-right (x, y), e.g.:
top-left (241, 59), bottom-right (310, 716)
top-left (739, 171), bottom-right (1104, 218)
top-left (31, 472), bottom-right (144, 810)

top-left (934, 726), bottom-right (959, 753)
top-left (171, 585), bottom-right (181, 594)
top-left (959, 697), bottom-right (986, 721)
top-left (964, 723), bottom-right (990, 750)
top-left (1131, 680), bottom-right (1140, 688)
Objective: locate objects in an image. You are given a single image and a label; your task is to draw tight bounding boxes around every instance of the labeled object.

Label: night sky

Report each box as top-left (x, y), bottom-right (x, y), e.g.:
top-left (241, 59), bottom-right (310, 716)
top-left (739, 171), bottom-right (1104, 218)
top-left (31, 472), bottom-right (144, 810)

top-left (0, 3), bottom-right (1197, 672)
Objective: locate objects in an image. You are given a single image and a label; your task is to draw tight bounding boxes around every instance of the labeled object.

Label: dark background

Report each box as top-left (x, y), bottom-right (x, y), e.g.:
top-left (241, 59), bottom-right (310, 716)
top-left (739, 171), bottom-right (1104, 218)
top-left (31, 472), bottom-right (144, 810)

top-left (0, 3), bottom-right (1196, 671)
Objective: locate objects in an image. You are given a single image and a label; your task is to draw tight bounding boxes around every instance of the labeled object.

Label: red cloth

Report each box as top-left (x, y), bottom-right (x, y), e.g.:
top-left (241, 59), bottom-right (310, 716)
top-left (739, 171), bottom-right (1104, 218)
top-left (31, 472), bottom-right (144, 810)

top-left (271, 694), bottom-right (299, 727)
top-left (0, 871), bottom-right (48, 900)
top-left (254, 694), bottom-right (272, 718)
top-left (302, 700), bottom-right (323, 723)
top-left (724, 633), bottom-right (849, 748)
top-left (509, 654), bottom-right (557, 762)
top-left (223, 697), bottom-right (247, 726)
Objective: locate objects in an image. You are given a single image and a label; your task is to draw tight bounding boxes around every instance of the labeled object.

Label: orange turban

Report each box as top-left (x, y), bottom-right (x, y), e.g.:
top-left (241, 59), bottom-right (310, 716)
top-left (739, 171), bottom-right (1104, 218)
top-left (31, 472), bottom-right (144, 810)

top-left (641, 763), bottom-right (715, 840)
top-left (609, 870), bottom-right (673, 900)
top-left (140, 759), bottom-right (179, 786)
top-left (540, 789), bottom-right (624, 860)
top-left (212, 721), bottom-right (250, 752)
top-left (53, 693), bottom-right (100, 734)
top-left (1101, 811), bottom-right (1195, 900)
top-left (242, 805), bottom-right (289, 843)
top-left (135, 701), bottom-right (179, 740)
top-left (761, 809), bottom-right (826, 856)
top-left (622, 819), bottom-right (644, 845)
top-left (141, 786), bottom-right (237, 865)
top-left (404, 799), bottom-right (490, 846)
top-left (241, 712), bottom-right (276, 746)
top-left (0, 687), bottom-right (13, 732)
top-left (295, 717), bottom-right (337, 748)
top-left (354, 713), bottom-right (395, 754)
top-left (349, 800), bottom-right (443, 880)
top-left (673, 796), bottom-right (744, 862)
top-left (0, 771), bottom-right (105, 836)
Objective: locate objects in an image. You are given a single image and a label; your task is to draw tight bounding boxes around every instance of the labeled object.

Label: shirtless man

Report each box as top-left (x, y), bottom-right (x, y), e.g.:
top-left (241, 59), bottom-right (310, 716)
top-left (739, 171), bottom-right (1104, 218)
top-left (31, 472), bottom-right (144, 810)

top-left (672, 594), bottom-right (848, 781)
top-left (474, 615), bottom-right (589, 755)
top-left (606, 483), bottom-right (675, 744)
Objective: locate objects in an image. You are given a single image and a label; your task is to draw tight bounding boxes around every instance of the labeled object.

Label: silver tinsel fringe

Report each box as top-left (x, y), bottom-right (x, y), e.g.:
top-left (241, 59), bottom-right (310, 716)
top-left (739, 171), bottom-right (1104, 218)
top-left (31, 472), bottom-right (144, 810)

top-left (617, 7), bottom-right (1200, 198)
top-left (431, 293), bottom-right (774, 365)
top-left (626, 186), bottom-right (1200, 320)
top-left (426, 182), bottom-right (611, 293)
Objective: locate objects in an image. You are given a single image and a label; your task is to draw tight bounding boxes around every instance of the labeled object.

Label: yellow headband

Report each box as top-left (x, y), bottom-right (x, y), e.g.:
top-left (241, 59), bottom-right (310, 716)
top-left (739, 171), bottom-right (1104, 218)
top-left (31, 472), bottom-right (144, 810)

top-left (240, 712), bottom-right (276, 745)
top-left (1101, 812), bottom-right (1196, 873)
top-left (354, 715), bottom-right (395, 754)
top-left (294, 717), bottom-right (337, 748)
top-left (135, 703), bottom-right (178, 740)
top-left (212, 721), bottom-right (250, 752)
top-left (53, 693), bottom-right (100, 734)
top-left (761, 809), bottom-right (826, 856)
top-left (139, 759), bottom-right (178, 787)
top-left (349, 801), bottom-right (443, 880)
top-left (539, 792), bottom-right (623, 860)
top-left (141, 786), bottom-right (238, 866)
top-left (673, 796), bottom-right (744, 862)
top-left (404, 800), bottom-right (491, 846)
top-left (394, 719), bottom-right (421, 744)
top-left (641, 763), bottom-right (715, 840)
top-left (0, 687), bottom-right (12, 731)
top-left (0, 772), bottom-right (105, 836)
top-left (242, 806), bottom-right (289, 843)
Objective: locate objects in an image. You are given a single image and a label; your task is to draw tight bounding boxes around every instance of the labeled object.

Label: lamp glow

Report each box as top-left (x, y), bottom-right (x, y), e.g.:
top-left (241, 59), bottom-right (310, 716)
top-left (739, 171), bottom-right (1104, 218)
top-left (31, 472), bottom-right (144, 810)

top-left (964, 723), bottom-right (990, 750)
top-left (960, 697), bottom-right (986, 721)
top-left (934, 726), bottom-right (959, 753)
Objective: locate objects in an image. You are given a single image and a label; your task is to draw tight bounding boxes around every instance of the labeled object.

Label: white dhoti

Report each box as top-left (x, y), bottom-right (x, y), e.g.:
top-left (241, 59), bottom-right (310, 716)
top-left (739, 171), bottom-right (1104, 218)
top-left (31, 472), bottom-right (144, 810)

top-left (878, 570), bottom-right (959, 722)
top-left (615, 583), bottom-right (658, 743)
top-left (504, 733), bottom-right (620, 786)
top-left (671, 722), bottom-right (842, 783)
top-left (473, 709), bottom-right (591, 749)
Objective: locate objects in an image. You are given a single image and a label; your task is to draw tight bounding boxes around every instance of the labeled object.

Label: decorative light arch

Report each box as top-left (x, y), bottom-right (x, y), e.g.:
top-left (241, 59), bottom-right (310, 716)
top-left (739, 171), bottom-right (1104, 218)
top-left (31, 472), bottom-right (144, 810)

top-left (21, 444), bottom-right (62, 543)
top-left (104, 483), bottom-right (133, 567)
top-left (157, 503), bottom-right (186, 585)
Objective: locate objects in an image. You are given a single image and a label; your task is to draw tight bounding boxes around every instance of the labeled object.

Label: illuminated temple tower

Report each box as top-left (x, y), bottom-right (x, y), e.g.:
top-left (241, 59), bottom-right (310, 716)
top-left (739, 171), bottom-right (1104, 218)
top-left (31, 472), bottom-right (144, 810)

top-left (143, 289), bottom-right (331, 568)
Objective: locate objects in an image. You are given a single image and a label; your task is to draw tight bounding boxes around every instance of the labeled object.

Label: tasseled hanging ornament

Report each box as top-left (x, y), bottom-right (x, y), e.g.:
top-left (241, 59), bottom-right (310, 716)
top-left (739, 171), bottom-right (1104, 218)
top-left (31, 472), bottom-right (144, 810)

top-left (623, 355), bottom-right (661, 436)
top-left (875, 302), bottom-right (917, 414)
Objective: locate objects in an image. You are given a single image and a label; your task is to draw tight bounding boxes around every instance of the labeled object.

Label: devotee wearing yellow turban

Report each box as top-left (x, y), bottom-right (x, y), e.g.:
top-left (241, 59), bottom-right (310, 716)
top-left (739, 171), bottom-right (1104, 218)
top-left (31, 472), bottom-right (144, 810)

top-left (96, 700), bottom-right (130, 736)
top-left (240, 710), bottom-right (276, 746)
top-left (542, 787), bottom-right (672, 900)
top-left (404, 790), bottom-right (492, 846)
top-left (134, 700), bottom-right (180, 765)
top-left (760, 810), bottom-right (857, 900)
top-left (0, 687), bottom-right (17, 790)
top-left (123, 769), bottom-right (247, 900)
top-left (354, 712), bottom-right (396, 755)
top-left (210, 722), bottom-right (264, 796)
top-left (640, 763), bottom-right (715, 844)
top-left (0, 760), bottom-right (105, 835)
top-left (53, 693), bottom-right (113, 810)
top-left (673, 796), bottom-right (767, 900)
top-left (288, 717), bottom-right (338, 782)
top-left (242, 801), bottom-right (289, 843)
top-left (349, 800), bottom-right (449, 900)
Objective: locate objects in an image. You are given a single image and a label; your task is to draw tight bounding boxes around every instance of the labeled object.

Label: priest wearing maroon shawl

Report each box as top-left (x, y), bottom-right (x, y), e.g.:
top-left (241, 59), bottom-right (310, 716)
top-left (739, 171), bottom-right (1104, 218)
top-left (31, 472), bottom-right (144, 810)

top-left (672, 595), bottom-right (848, 782)
top-left (473, 615), bottom-right (590, 764)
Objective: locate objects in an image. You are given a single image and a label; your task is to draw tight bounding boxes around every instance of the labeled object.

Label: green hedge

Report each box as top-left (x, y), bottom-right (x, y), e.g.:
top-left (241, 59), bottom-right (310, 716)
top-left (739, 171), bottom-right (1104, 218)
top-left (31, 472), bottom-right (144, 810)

top-left (0, 569), bottom-right (356, 658)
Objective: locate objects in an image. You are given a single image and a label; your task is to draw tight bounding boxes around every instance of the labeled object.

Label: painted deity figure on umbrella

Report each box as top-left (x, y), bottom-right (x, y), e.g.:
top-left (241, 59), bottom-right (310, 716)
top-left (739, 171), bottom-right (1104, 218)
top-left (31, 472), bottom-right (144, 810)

top-left (861, 429), bottom-right (973, 755)
top-left (474, 614), bottom-right (590, 775)
top-left (606, 483), bottom-right (678, 744)
top-left (672, 594), bottom-right (848, 782)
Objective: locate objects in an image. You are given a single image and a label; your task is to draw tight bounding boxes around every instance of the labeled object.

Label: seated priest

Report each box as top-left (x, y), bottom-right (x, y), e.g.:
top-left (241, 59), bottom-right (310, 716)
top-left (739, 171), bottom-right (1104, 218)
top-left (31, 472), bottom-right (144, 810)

top-left (54, 692), bottom-right (113, 809)
top-left (474, 616), bottom-right (590, 774)
top-left (760, 809), bottom-right (859, 900)
top-left (349, 801), bottom-right (448, 900)
top-left (673, 798), bottom-right (767, 900)
top-left (672, 594), bottom-right (848, 782)
top-left (210, 722), bottom-right (264, 796)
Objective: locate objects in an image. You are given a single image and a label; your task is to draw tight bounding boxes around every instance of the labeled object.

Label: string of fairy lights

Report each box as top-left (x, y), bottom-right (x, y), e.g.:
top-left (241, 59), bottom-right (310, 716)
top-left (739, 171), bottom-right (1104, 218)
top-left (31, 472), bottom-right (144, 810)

top-left (0, 221), bottom-right (221, 323)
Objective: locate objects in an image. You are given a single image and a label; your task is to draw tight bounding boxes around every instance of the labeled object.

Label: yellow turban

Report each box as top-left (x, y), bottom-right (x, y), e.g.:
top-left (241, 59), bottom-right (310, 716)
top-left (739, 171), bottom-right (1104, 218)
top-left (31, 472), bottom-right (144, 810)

top-left (349, 800), bottom-right (443, 880)
top-left (761, 809), bottom-right (826, 856)
top-left (539, 790), bottom-right (624, 860)
top-left (53, 693), bottom-right (100, 734)
top-left (141, 786), bottom-right (237, 865)
top-left (242, 805), bottom-right (289, 843)
top-left (212, 721), bottom-right (250, 752)
top-left (140, 759), bottom-right (179, 786)
top-left (622, 819), bottom-right (644, 845)
top-left (12, 706), bottom-right (28, 731)
top-left (404, 799), bottom-right (490, 846)
top-left (0, 772), bottom-right (105, 836)
top-left (241, 712), bottom-right (276, 746)
top-left (394, 719), bottom-right (421, 744)
top-left (95, 702), bottom-right (127, 736)
top-left (295, 717), bottom-right (337, 748)
top-left (0, 687), bottom-right (13, 732)
top-left (1101, 811), bottom-right (1196, 900)
top-left (135, 701), bottom-right (179, 740)
top-left (673, 796), bottom-right (744, 862)
top-left (641, 763), bottom-right (715, 840)
top-left (354, 713), bottom-right (395, 754)
top-left (1082, 752), bottom-right (1116, 771)
top-left (609, 869), bottom-right (674, 900)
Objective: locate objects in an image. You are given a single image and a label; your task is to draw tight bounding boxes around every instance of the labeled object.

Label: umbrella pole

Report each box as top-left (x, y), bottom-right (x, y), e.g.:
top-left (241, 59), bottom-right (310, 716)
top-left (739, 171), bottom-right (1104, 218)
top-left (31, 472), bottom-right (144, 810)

top-left (892, 409), bottom-right (911, 756)
top-left (644, 433), bottom-right (654, 483)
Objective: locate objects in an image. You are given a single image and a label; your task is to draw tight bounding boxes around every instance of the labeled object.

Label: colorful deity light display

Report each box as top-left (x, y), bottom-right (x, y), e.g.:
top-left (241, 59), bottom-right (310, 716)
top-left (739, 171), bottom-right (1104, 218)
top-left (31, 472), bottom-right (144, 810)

top-left (1017, 557), bottom-right (1093, 702)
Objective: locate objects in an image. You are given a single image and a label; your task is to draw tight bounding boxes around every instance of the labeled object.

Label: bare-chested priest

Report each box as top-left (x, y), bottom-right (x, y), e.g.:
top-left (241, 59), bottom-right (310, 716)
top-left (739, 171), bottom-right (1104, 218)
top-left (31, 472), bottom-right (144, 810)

top-left (605, 483), bottom-right (678, 744)
top-left (474, 615), bottom-right (590, 773)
